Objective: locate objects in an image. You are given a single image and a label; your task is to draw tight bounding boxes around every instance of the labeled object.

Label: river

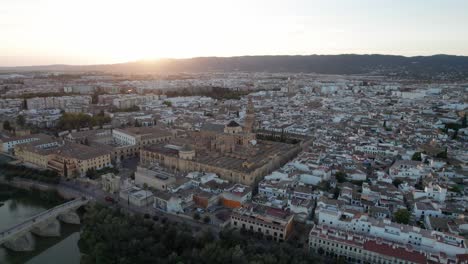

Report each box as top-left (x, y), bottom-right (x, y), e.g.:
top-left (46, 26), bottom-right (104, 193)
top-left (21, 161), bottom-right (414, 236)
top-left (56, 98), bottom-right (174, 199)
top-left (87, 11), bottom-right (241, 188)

top-left (0, 196), bottom-right (82, 264)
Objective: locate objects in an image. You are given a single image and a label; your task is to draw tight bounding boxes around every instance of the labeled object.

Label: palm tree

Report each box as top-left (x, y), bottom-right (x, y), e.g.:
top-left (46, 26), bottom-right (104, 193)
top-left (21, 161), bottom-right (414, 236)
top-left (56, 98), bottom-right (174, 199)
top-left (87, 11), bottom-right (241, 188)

top-left (143, 183), bottom-right (149, 212)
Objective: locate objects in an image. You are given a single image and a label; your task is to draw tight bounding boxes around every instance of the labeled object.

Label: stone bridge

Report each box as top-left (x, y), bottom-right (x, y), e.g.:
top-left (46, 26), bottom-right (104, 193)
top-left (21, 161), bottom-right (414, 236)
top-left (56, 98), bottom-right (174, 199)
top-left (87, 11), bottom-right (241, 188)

top-left (0, 197), bottom-right (90, 251)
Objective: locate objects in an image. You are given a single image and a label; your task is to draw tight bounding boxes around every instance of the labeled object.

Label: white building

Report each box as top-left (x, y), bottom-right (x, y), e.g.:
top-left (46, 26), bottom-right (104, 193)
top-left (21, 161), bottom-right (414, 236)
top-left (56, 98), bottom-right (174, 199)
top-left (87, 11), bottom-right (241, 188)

top-left (1, 134), bottom-right (51, 153)
top-left (315, 209), bottom-right (467, 258)
top-left (355, 144), bottom-right (398, 157)
top-left (389, 160), bottom-right (424, 179)
top-left (119, 186), bottom-right (154, 207)
top-left (413, 202), bottom-right (442, 219)
top-left (153, 192), bottom-right (184, 213)
top-left (309, 225), bottom-right (432, 264)
top-left (424, 184), bottom-right (447, 202)
top-left (112, 129), bottom-right (137, 145)
top-left (101, 173), bottom-right (121, 194)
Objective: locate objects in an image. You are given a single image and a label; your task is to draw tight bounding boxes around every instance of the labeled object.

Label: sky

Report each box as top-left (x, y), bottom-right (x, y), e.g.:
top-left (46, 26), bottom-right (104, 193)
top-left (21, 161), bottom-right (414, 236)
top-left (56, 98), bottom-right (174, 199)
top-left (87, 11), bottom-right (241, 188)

top-left (1, 0), bottom-right (468, 66)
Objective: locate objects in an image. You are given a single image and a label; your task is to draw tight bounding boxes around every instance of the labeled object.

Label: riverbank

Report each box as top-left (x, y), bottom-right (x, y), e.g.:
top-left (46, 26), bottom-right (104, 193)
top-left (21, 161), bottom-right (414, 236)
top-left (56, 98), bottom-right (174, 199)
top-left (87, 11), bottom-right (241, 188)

top-left (0, 194), bottom-right (82, 264)
top-left (0, 183), bottom-right (66, 208)
top-left (0, 180), bottom-right (83, 264)
top-left (0, 177), bottom-right (84, 201)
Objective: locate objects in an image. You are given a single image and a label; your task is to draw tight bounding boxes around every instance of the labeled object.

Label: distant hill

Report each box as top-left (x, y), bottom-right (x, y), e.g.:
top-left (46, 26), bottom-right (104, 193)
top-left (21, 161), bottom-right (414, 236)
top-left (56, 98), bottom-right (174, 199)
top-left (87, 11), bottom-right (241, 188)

top-left (2, 54), bottom-right (468, 77)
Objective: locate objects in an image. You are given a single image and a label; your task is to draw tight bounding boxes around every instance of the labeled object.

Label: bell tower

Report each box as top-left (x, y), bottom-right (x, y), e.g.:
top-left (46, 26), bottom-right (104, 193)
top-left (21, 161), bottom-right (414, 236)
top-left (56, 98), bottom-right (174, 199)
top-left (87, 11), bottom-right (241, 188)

top-left (244, 96), bottom-right (255, 133)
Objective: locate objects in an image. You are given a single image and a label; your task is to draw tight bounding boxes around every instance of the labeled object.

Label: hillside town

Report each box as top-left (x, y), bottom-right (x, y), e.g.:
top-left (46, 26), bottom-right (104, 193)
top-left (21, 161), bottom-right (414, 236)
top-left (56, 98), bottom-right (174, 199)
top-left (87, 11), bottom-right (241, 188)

top-left (1, 72), bottom-right (467, 263)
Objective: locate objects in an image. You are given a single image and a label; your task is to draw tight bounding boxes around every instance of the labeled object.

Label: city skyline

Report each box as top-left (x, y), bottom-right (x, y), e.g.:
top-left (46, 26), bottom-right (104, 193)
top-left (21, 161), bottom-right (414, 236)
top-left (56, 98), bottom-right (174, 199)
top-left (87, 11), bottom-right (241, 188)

top-left (1, 0), bottom-right (468, 66)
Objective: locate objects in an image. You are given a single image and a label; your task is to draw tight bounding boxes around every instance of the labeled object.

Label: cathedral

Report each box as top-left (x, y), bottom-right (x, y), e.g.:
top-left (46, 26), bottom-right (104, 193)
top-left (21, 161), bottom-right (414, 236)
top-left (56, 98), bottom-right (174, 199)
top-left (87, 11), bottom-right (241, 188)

top-left (194, 96), bottom-right (257, 155)
top-left (140, 97), bottom-right (302, 185)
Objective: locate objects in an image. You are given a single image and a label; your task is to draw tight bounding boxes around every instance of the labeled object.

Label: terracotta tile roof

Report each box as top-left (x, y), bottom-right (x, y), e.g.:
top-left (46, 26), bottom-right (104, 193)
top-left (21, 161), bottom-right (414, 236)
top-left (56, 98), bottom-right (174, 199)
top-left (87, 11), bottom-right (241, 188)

top-left (363, 240), bottom-right (427, 264)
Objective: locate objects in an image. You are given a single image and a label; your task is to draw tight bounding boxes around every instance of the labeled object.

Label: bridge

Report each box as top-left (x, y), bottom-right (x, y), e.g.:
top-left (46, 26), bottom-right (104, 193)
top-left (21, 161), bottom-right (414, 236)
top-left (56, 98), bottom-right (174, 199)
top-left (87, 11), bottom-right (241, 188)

top-left (0, 197), bottom-right (90, 251)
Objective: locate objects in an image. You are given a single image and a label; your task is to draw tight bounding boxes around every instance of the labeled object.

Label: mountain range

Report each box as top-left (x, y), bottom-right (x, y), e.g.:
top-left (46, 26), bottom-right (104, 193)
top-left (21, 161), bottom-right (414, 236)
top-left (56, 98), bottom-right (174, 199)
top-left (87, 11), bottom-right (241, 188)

top-left (2, 54), bottom-right (468, 77)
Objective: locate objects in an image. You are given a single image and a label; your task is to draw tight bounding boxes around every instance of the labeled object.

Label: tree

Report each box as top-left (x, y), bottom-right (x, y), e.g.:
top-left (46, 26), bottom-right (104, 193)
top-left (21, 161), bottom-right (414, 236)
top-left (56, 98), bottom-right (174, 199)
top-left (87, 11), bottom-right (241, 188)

top-left (449, 185), bottom-right (462, 193)
top-left (17, 115), bottom-right (26, 127)
top-left (333, 187), bottom-right (340, 199)
top-left (78, 205), bottom-right (322, 264)
top-left (193, 212), bottom-right (201, 220)
top-left (91, 91), bottom-right (100, 104)
top-left (57, 112), bottom-right (110, 130)
top-left (335, 171), bottom-right (347, 183)
top-left (163, 101), bottom-right (172, 107)
top-left (317, 247), bottom-right (325, 255)
top-left (143, 183), bottom-right (149, 211)
top-left (392, 178), bottom-right (403, 188)
top-left (412, 152), bottom-right (422, 161)
top-left (63, 162), bottom-right (68, 178)
top-left (3, 121), bottom-right (12, 131)
top-left (415, 176), bottom-right (424, 190)
top-left (86, 168), bottom-right (97, 179)
top-left (394, 209), bottom-right (411, 224)
top-left (436, 148), bottom-right (448, 159)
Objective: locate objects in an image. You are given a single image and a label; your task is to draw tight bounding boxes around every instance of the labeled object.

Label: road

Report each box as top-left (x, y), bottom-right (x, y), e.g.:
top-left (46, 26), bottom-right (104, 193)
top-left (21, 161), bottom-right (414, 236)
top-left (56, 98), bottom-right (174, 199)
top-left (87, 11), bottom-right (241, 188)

top-left (0, 175), bottom-right (222, 235)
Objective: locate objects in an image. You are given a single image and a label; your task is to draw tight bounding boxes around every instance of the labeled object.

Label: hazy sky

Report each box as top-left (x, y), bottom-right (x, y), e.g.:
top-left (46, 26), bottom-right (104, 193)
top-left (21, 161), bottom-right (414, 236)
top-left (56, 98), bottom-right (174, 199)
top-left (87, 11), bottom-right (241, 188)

top-left (1, 0), bottom-right (468, 66)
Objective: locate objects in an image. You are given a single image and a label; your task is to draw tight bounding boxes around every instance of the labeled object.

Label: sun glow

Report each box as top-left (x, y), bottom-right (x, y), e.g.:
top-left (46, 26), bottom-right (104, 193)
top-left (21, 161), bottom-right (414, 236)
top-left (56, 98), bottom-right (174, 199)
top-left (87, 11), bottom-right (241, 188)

top-left (1, 0), bottom-right (468, 66)
top-left (3, 0), bottom-right (268, 65)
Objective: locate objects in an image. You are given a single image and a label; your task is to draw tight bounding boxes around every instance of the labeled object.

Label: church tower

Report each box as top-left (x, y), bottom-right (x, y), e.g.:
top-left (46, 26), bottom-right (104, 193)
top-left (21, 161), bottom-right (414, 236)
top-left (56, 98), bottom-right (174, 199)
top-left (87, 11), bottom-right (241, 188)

top-left (244, 96), bottom-right (255, 133)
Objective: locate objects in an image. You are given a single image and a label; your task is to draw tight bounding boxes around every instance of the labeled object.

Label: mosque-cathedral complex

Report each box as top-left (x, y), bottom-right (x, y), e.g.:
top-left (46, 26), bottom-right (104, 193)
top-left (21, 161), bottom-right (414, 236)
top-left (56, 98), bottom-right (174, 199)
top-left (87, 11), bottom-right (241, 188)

top-left (140, 97), bottom-right (306, 185)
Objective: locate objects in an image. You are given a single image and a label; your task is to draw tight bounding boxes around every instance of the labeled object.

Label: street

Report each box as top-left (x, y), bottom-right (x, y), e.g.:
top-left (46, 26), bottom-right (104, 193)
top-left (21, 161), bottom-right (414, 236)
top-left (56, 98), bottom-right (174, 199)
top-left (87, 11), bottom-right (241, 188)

top-left (59, 179), bottom-right (221, 234)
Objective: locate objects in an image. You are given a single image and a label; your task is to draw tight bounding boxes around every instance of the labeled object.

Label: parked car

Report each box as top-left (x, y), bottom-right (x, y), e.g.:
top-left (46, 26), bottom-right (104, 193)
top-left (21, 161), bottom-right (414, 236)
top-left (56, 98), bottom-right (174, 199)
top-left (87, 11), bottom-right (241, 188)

top-left (105, 196), bottom-right (115, 203)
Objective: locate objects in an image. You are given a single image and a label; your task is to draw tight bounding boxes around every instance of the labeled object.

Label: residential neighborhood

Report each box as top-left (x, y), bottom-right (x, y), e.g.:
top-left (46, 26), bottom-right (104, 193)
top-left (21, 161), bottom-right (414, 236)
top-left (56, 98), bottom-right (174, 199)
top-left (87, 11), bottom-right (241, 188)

top-left (1, 71), bottom-right (467, 263)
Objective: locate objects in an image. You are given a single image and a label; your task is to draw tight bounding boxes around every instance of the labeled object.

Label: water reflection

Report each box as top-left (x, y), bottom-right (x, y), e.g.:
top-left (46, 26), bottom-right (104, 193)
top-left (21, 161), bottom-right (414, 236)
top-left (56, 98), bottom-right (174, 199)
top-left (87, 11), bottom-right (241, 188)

top-left (0, 198), bottom-right (81, 264)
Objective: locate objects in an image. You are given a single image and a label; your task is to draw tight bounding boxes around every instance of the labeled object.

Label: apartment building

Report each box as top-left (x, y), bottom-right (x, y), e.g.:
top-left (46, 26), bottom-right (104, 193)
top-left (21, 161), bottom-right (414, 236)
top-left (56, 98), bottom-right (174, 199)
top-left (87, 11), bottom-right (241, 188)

top-left (221, 184), bottom-right (252, 208)
top-left (316, 209), bottom-right (468, 258)
top-left (309, 225), bottom-right (433, 264)
top-left (1, 133), bottom-right (52, 153)
top-left (355, 144), bottom-right (399, 157)
top-left (112, 94), bottom-right (158, 109)
top-left (112, 127), bottom-right (173, 146)
top-left (15, 141), bottom-right (111, 177)
top-left (230, 203), bottom-right (294, 242)
top-left (389, 160), bottom-right (425, 179)
top-left (26, 96), bottom-right (92, 111)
